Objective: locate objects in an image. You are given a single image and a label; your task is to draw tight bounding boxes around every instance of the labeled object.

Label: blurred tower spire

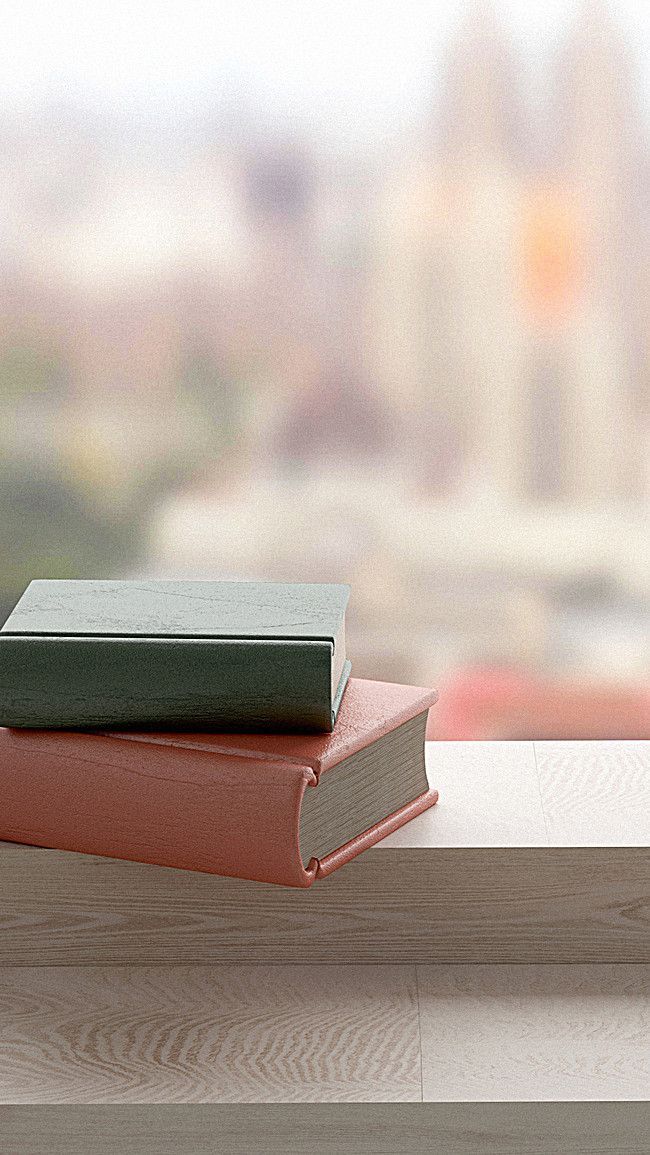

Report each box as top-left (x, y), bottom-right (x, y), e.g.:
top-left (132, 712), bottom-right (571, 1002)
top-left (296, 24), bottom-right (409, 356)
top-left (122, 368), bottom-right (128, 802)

top-left (556, 0), bottom-right (636, 162)
top-left (555, 0), bottom-right (643, 277)
top-left (438, 0), bottom-right (524, 170)
top-left (433, 1), bottom-right (529, 502)
top-left (551, 0), bottom-right (647, 498)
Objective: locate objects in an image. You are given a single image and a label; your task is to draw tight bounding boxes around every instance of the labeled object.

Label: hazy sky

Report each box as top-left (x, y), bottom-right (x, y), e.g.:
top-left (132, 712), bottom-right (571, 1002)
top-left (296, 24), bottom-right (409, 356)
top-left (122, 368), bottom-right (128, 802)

top-left (1, 1), bottom-right (648, 139)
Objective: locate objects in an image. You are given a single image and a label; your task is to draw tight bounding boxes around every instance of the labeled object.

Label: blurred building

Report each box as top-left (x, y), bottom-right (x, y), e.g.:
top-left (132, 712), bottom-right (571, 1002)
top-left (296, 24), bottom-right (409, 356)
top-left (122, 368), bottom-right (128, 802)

top-left (371, 0), bottom-right (648, 506)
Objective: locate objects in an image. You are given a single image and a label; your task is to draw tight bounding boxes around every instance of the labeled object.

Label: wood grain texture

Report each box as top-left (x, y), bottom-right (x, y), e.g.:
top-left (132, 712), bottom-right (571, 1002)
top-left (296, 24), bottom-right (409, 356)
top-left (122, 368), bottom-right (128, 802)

top-left (359, 740), bottom-right (650, 849)
top-left (3, 1103), bottom-right (650, 1154)
top-left (535, 741), bottom-right (650, 845)
top-left (2, 843), bottom-right (647, 965)
top-left (0, 965), bottom-right (421, 1104)
top-left (1, 965), bottom-right (648, 1108)
top-left (418, 964), bottom-right (650, 1101)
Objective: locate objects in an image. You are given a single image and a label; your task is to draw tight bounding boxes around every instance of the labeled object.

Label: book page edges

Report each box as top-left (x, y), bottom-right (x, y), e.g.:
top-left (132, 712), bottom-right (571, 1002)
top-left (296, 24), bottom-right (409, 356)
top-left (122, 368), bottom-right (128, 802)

top-left (314, 685), bottom-right (439, 778)
top-left (310, 786), bottom-right (439, 880)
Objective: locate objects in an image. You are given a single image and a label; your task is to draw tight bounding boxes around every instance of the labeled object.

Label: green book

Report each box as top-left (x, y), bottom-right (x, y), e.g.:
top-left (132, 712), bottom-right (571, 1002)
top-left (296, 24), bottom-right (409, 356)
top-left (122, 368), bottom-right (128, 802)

top-left (0, 579), bottom-right (351, 731)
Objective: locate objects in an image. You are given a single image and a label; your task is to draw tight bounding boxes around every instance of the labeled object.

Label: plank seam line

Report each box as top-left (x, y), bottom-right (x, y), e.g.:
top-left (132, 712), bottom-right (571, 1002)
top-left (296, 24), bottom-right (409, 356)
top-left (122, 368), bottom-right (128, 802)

top-left (414, 965), bottom-right (424, 1102)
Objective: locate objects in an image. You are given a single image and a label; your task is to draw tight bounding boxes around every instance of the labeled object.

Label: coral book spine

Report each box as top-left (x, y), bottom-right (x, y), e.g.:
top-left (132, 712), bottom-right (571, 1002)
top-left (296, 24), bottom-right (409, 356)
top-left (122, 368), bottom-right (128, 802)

top-left (0, 728), bottom-right (437, 887)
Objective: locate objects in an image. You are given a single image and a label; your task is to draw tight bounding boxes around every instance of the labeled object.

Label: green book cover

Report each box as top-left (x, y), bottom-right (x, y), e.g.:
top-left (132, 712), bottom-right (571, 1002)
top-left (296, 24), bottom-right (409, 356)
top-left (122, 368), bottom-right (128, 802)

top-left (0, 579), bottom-right (351, 731)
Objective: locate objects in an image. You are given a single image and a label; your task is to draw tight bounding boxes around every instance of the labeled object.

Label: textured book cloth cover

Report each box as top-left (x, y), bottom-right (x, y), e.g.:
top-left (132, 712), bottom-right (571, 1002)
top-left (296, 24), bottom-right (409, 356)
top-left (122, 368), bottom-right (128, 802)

top-left (0, 579), bottom-right (351, 731)
top-left (0, 679), bottom-right (438, 887)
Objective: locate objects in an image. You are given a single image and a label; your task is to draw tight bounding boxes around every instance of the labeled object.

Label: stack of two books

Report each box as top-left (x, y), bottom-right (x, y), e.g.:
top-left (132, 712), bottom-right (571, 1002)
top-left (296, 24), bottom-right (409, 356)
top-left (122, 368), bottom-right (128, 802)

top-left (0, 580), bottom-right (438, 887)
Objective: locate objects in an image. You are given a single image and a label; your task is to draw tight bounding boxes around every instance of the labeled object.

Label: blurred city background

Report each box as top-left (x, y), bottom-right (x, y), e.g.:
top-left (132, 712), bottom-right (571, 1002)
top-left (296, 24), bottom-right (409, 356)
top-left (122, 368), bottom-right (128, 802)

top-left (0, 0), bottom-right (648, 737)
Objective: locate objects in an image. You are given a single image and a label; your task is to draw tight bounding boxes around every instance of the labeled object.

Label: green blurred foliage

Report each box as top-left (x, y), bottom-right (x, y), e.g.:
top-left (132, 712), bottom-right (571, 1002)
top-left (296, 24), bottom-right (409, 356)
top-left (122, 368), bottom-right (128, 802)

top-left (0, 339), bottom-right (249, 621)
top-left (0, 456), bottom-right (137, 622)
top-left (0, 344), bottom-right (69, 401)
top-left (178, 348), bottom-right (245, 456)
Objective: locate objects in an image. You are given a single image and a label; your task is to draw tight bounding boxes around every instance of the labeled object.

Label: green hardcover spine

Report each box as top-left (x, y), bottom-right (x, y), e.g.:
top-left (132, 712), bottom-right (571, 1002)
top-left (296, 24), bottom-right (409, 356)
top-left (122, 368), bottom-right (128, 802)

top-left (0, 636), bottom-right (342, 731)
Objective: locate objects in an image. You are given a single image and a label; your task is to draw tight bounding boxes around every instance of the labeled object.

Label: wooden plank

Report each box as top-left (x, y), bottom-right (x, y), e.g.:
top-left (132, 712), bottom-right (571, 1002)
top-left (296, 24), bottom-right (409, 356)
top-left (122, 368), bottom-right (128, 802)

top-left (1, 843), bottom-right (648, 964)
top-left (3, 1103), bottom-right (650, 1155)
top-left (0, 965), bottom-right (421, 1104)
top-left (418, 964), bottom-right (650, 1101)
top-left (536, 741), bottom-right (650, 845)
